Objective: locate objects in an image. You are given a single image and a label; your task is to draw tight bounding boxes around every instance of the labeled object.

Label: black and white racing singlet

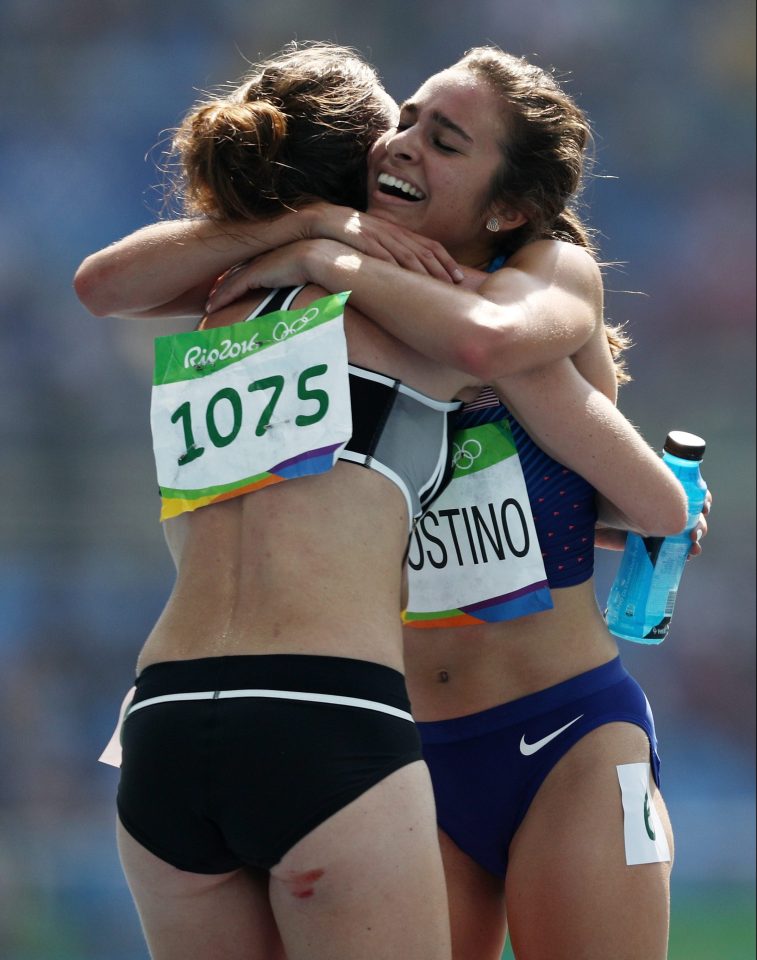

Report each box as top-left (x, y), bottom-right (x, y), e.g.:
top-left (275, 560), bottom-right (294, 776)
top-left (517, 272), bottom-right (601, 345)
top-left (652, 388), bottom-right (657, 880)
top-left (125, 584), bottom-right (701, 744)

top-left (245, 288), bottom-right (461, 527)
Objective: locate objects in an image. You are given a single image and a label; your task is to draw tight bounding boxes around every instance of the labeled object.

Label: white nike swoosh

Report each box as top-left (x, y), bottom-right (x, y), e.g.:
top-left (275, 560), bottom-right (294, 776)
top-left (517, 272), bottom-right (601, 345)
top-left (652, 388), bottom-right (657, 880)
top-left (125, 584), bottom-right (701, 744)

top-left (519, 715), bottom-right (584, 756)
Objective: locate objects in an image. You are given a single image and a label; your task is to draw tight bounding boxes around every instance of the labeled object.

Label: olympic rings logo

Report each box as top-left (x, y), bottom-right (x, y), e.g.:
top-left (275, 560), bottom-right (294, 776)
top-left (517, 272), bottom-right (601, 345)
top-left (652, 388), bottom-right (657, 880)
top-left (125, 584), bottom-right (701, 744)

top-left (452, 438), bottom-right (483, 470)
top-left (272, 306), bottom-right (320, 342)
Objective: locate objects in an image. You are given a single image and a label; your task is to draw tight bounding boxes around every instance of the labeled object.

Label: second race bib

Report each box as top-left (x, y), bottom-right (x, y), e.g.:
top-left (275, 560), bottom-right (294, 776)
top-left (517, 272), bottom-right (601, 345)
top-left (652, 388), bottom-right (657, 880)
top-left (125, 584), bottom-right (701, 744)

top-left (403, 418), bottom-right (553, 628)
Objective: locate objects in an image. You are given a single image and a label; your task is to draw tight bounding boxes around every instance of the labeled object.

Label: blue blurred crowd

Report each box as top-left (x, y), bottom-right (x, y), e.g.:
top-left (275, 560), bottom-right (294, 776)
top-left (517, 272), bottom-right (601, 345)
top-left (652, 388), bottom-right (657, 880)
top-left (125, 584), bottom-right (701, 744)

top-left (0, 1), bottom-right (754, 957)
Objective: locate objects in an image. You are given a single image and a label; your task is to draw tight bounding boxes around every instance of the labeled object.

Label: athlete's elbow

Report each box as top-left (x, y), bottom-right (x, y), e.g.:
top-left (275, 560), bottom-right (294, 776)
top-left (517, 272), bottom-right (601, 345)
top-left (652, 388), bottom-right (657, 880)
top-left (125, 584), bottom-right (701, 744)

top-left (661, 489), bottom-right (690, 536)
top-left (73, 253), bottom-right (126, 317)
top-left (453, 339), bottom-right (490, 379)
top-left (455, 327), bottom-right (516, 381)
top-left (640, 483), bottom-right (689, 537)
top-left (74, 257), bottom-right (108, 316)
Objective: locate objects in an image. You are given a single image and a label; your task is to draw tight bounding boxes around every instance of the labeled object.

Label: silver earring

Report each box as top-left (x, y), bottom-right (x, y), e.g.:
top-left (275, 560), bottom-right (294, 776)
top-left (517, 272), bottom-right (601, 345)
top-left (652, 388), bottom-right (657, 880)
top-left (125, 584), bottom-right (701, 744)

top-left (486, 217), bottom-right (500, 233)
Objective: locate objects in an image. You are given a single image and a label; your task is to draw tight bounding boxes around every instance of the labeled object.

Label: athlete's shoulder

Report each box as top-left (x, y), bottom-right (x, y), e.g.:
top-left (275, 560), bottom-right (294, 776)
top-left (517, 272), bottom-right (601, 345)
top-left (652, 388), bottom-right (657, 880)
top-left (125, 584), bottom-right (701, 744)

top-left (482, 239), bottom-right (602, 333)
top-left (508, 238), bottom-right (600, 283)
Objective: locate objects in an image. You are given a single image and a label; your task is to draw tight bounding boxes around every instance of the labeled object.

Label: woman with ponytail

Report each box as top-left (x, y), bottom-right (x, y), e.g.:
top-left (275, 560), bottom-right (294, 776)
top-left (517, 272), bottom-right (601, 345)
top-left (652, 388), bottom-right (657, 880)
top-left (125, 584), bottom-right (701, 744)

top-left (80, 44), bottom-right (481, 960)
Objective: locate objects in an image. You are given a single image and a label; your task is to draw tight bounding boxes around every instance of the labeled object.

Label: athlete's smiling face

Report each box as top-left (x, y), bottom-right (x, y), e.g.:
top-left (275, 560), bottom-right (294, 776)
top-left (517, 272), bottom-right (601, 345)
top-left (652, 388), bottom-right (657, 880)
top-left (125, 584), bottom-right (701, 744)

top-left (366, 69), bottom-right (515, 267)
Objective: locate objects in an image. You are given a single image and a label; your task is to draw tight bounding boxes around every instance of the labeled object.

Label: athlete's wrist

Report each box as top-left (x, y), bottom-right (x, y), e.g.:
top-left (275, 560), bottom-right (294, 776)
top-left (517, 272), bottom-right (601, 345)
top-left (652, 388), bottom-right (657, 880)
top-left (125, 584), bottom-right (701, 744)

top-left (305, 238), bottom-right (357, 289)
top-left (300, 202), bottom-right (331, 241)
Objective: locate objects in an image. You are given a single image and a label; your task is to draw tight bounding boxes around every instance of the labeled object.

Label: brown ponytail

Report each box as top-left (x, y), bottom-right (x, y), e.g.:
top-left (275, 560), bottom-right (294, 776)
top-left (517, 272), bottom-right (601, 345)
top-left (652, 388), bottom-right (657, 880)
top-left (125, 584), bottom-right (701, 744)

top-left (168, 41), bottom-right (397, 221)
top-left (177, 100), bottom-right (289, 219)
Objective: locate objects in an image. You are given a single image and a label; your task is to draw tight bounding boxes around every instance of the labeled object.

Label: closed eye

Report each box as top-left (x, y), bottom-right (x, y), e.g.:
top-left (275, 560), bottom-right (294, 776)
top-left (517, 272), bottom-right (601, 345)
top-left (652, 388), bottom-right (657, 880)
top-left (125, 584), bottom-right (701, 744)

top-left (395, 118), bottom-right (461, 153)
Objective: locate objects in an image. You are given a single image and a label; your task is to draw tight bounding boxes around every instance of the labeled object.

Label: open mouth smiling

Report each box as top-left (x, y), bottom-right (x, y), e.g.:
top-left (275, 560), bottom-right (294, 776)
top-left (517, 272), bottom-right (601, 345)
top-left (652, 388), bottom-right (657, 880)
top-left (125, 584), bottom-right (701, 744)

top-left (377, 172), bottom-right (425, 201)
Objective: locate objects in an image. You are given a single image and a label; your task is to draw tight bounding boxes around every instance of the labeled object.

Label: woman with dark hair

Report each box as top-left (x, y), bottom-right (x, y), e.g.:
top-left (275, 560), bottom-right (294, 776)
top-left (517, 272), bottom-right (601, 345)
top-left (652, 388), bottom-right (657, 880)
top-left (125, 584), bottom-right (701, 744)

top-left (195, 47), bottom-right (707, 960)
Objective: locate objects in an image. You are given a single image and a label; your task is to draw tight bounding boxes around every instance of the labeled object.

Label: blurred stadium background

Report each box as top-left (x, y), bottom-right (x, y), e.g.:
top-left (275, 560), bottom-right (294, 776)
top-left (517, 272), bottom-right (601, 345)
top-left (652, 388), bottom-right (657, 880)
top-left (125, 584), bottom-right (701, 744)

top-left (0, 1), bottom-right (754, 957)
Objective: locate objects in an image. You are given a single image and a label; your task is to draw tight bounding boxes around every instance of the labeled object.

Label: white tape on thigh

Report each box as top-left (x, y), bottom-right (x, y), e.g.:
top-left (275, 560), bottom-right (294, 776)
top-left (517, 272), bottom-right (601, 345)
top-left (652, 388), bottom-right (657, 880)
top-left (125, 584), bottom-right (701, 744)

top-left (616, 762), bottom-right (671, 865)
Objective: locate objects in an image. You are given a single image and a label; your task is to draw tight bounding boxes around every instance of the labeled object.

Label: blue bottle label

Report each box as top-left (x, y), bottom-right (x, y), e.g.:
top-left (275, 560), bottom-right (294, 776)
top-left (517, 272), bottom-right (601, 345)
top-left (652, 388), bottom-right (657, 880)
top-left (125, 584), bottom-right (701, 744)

top-left (643, 536), bottom-right (664, 565)
top-left (645, 613), bottom-right (671, 641)
top-left (605, 436), bottom-right (705, 645)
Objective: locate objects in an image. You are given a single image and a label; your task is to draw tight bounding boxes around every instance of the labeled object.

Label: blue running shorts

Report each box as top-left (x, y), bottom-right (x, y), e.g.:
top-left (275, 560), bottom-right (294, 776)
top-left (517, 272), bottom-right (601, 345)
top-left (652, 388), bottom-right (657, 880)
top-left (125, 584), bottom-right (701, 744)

top-left (417, 656), bottom-right (660, 877)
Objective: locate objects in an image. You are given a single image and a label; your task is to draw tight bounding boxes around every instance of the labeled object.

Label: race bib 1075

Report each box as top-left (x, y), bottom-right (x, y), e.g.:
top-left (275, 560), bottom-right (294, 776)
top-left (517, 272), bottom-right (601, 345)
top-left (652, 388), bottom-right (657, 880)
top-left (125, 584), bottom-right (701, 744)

top-left (403, 418), bottom-right (553, 628)
top-left (150, 291), bottom-right (352, 520)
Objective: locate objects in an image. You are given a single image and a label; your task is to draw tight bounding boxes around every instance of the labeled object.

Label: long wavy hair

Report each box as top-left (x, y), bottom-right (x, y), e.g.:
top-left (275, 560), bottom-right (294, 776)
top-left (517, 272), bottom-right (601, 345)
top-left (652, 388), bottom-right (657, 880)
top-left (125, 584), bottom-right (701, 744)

top-left (456, 46), bottom-right (631, 380)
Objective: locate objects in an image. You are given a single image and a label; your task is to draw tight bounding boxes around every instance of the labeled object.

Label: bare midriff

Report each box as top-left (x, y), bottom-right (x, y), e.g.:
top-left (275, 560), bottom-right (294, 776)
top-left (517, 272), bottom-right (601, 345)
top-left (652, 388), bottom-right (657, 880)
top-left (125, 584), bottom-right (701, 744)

top-left (138, 463), bottom-right (409, 675)
top-left (403, 580), bottom-right (620, 720)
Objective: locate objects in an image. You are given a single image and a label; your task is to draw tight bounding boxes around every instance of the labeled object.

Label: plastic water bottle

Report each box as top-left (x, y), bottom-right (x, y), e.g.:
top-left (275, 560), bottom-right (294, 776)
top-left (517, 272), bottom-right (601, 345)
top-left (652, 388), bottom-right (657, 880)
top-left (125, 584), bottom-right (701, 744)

top-left (605, 430), bottom-right (707, 644)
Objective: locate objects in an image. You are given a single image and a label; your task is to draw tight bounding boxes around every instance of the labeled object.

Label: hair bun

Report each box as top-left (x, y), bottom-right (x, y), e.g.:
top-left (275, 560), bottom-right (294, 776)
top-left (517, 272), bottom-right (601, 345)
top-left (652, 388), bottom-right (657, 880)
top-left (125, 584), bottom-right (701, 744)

top-left (171, 42), bottom-right (396, 219)
top-left (193, 100), bottom-right (288, 161)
